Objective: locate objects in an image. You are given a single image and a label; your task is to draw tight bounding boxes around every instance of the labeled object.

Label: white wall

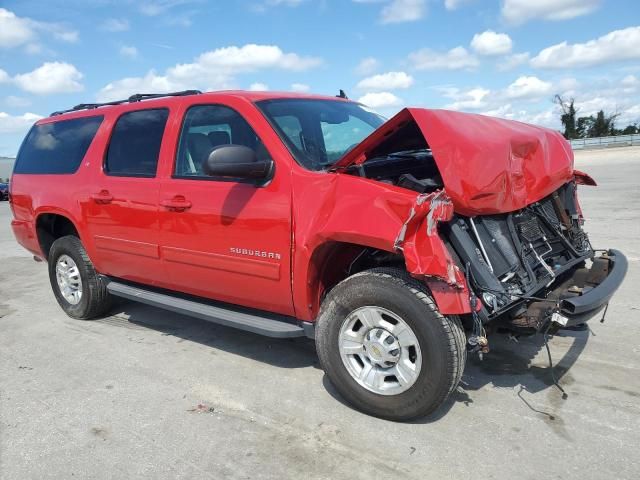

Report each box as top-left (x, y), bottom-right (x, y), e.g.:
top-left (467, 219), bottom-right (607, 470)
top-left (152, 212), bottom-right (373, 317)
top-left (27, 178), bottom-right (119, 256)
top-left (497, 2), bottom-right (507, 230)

top-left (0, 158), bottom-right (15, 181)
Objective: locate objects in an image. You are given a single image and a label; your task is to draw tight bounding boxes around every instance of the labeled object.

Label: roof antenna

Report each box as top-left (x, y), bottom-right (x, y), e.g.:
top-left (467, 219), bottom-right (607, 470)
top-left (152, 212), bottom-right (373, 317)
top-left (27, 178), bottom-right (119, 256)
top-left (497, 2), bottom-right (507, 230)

top-left (337, 89), bottom-right (349, 99)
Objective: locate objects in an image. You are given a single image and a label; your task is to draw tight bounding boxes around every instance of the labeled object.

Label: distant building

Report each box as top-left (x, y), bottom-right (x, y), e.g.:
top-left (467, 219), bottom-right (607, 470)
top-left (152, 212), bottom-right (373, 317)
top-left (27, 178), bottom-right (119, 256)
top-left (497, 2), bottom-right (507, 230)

top-left (0, 157), bottom-right (15, 181)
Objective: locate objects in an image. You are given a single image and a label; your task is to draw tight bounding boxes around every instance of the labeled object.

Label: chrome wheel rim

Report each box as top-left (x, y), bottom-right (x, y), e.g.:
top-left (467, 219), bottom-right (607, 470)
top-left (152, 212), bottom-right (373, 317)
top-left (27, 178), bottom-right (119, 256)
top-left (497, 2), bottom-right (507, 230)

top-left (55, 255), bottom-right (83, 305)
top-left (339, 306), bottom-right (422, 395)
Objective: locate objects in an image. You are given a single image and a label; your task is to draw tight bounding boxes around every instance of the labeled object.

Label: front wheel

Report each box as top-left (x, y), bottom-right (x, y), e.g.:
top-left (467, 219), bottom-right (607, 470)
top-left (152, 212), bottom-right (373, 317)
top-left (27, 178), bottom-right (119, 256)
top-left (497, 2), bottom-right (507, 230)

top-left (315, 268), bottom-right (466, 421)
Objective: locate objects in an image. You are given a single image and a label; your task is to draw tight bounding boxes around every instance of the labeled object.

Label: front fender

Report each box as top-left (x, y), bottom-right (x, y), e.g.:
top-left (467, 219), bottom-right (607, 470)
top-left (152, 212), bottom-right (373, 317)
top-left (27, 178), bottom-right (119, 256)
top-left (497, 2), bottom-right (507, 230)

top-left (291, 171), bottom-right (473, 319)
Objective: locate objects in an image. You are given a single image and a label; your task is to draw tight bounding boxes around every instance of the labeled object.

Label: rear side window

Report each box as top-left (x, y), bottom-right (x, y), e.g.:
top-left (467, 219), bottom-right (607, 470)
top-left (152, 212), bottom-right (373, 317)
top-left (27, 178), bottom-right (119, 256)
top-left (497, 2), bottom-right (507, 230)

top-left (14, 116), bottom-right (103, 174)
top-left (105, 109), bottom-right (169, 177)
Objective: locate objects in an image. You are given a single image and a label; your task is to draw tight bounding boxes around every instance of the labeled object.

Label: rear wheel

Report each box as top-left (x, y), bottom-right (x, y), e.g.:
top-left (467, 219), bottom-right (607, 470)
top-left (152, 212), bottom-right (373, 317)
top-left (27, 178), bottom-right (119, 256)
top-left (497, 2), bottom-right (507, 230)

top-left (316, 268), bottom-right (466, 421)
top-left (48, 235), bottom-right (112, 319)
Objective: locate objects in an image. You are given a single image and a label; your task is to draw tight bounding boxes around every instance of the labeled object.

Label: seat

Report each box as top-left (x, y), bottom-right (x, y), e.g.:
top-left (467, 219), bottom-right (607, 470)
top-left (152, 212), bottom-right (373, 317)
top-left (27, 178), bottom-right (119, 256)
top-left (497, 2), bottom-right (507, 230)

top-left (186, 133), bottom-right (213, 175)
top-left (208, 131), bottom-right (231, 148)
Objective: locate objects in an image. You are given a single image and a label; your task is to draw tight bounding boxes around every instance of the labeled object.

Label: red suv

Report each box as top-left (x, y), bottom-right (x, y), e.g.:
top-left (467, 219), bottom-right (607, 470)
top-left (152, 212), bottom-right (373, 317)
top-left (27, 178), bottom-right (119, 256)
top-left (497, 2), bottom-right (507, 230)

top-left (10, 90), bottom-right (627, 420)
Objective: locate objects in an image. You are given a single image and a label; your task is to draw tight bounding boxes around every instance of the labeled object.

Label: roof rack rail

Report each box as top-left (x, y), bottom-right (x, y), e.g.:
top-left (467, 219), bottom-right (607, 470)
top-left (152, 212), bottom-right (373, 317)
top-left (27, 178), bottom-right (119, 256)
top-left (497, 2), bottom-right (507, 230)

top-left (50, 89), bottom-right (202, 117)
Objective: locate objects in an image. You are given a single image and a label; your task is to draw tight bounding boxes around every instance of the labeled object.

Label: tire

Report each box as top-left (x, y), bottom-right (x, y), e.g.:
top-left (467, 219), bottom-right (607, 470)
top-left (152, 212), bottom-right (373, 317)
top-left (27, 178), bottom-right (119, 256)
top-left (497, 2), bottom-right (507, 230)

top-left (316, 267), bottom-right (466, 421)
top-left (48, 235), bottom-right (112, 319)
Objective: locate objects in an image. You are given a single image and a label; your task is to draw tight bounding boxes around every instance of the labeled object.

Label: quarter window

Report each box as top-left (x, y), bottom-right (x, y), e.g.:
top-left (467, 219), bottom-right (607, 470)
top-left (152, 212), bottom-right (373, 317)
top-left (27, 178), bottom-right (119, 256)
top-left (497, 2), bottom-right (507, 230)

top-left (14, 116), bottom-right (103, 175)
top-left (175, 105), bottom-right (270, 178)
top-left (105, 109), bottom-right (169, 177)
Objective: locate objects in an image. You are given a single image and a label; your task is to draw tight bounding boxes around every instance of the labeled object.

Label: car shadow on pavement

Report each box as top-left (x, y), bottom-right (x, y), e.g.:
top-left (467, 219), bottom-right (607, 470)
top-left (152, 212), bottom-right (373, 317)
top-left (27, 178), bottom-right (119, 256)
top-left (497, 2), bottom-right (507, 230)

top-left (323, 328), bottom-right (590, 423)
top-left (102, 298), bottom-right (320, 370)
top-left (102, 298), bottom-right (589, 423)
top-left (462, 328), bottom-right (590, 394)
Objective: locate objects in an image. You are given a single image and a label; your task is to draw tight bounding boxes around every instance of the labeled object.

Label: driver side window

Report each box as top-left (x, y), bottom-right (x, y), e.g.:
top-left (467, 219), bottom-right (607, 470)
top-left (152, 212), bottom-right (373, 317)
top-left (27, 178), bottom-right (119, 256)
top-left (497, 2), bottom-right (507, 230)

top-left (174, 105), bottom-right (270, 178)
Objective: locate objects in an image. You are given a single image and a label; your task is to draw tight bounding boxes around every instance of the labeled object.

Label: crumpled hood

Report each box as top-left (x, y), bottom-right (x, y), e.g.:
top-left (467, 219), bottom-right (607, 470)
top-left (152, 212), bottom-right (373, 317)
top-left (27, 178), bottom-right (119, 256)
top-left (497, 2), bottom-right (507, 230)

top-left (333, 108), bottom-right (575, 216)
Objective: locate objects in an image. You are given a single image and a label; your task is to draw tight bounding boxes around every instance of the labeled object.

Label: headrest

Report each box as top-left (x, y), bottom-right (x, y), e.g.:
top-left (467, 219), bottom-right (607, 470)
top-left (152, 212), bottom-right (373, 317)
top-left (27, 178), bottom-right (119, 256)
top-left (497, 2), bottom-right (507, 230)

top-left (208, 131), bottom-right (231, 147)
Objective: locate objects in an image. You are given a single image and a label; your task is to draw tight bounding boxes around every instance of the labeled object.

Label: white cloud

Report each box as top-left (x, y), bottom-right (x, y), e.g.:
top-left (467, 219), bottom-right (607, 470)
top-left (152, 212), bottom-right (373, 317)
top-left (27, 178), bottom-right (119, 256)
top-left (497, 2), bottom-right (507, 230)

top-left (249, 82), bottom-right (269, 91)
top-left (441, 76), bottom-right (561, 112)
top-left (484, 105), bottom-right (558, 128)
top-left (622, 75), bottom-right (640, 88)
top-left (13, 62), bottom-right (84, 95)
top-left (357, 91), bottom-right (402, 108)
top-left (120, 45), bottom-right (139, 59)
top-left (559, 77), bottom-right (640, 124)
top-left (409, 46), bottom-right (479, 70)
top-left (4, 96), bottom-right (32, 108)
top-left (502, 0), bottom-right (601, 24)
top-left (139, 0), bottom-right (199, 16)
top-left (437, 73), bottom-right (640, 130)
top-left (191, 44), bottom-right (321, 72)
top-left (267, 0), bottom-right (307, 4)
top-left (356, 71), bottom-right (413, 91)
top-left (380, 0), bottom-right (426, 24)
top-left (470, 30), bottom-right (513, 56)
top-left (98, 44), bottom-right (322, 101)
top-left (0, 8), bottom-right (35, 48)
top-left (0, 7), bottom-right (77, 50)
top-left (101, 18), bottom-right (130, 32)
top-left (0, 112), bottom-right (42, 134)
top-left (291, 83), bottom-right (310, 92)
top-left (442, 87), bottom-right (491, 110)
top-left (0, 69), bottom-right (9, 83)
top-left (444, 0), bottom-right (473, 10)
top-left (52, 30), bottom-right (78, 43)
top-left (505, 76), bottom-right (553, 100)
top-left (498, 52), bottom-right (530, 71)
top-left (251, 0), bottom-right (308, 11)
top-left (97, 71), bottom-right (179, 102)
top-left (355, 57), bottom-right (380, 76)
top-left (530, 26), bottom-right (640, 69)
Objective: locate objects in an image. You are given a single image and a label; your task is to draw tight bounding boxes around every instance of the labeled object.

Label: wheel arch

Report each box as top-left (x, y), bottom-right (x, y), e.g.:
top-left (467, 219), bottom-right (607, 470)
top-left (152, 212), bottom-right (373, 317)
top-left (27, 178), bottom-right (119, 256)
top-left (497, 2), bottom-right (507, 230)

top-left (35, 210), bottom-right (83, 260)
top-left (298, 240), bottom-right (406, 321)
top-left (295, 237), bottom-right (474, 321)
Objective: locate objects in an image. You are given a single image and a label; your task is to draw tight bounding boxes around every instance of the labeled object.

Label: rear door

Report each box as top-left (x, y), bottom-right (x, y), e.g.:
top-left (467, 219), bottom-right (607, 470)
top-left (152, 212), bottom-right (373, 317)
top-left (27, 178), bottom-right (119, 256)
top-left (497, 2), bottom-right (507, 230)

top-left (157, 101), bottom-right (294, 316)
top-left (85, 108), bottom-right (169, 285)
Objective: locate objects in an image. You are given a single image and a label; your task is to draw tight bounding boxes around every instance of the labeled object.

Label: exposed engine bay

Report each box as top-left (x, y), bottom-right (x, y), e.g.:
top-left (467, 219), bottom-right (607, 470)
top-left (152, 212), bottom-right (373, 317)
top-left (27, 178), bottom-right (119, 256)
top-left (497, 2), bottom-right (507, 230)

top-left (344, 148), bottom-right (616, 335)
top-left (344, 149), bottom-right (443, 194)
top-left (444, 182), bottom-right (594, 332)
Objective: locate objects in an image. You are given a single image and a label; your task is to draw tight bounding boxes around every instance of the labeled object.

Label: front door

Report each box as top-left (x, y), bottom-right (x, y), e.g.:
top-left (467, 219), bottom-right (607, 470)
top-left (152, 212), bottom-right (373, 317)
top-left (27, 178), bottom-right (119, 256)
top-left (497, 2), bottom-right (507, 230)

top-left (84, 108), bottom-right (169, 285)
top-left (158, 103), bottom-right (294, 316)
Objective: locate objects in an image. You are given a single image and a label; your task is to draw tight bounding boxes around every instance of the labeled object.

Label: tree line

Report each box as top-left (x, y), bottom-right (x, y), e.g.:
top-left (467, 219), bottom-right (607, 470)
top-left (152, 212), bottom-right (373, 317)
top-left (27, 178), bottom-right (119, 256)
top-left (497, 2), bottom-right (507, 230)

top-left (554, 95), bottom-right (639, 139)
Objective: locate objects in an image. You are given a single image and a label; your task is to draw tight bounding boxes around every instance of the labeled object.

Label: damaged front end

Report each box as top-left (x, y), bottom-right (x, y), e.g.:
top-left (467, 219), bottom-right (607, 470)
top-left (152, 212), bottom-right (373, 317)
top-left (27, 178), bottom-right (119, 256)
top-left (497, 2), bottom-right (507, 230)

top-left (444, 182), bottom-right (628, 334)
top-left (335, 107), bottom-right (627, 337)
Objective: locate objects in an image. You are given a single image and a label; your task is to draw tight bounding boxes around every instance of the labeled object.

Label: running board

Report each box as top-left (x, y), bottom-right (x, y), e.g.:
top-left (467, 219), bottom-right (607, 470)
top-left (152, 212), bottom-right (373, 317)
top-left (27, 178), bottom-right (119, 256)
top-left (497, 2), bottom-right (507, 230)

top-left (106, 281), bottom-right (309, 338)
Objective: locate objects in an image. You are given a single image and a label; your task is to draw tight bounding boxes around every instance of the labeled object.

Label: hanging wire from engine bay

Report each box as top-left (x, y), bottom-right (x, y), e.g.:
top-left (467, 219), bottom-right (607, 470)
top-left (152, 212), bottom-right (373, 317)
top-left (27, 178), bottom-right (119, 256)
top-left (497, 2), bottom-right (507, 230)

top-left (464, 262), bottom-right (569, 399)
top-left (465, 262), bottom-right (489, 359)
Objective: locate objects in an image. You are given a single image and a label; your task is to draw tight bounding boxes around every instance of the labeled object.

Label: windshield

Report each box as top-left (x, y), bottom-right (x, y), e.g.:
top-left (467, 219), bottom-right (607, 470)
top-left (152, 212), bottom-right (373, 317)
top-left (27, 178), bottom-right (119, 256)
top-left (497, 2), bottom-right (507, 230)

top-left (256, 99), bottom-right (385, 171)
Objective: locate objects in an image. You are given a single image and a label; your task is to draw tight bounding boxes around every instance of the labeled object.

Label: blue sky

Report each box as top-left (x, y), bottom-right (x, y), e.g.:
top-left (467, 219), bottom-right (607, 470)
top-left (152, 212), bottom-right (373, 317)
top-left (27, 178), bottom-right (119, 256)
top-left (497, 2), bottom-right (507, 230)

top-left (1, 0), bottom-right (639, 156)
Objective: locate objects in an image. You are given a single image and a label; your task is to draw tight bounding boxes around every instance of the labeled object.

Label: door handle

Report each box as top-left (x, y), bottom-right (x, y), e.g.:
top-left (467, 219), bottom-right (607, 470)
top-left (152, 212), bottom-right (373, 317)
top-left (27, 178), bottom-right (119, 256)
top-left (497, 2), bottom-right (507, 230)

top-left (90, 190), bottom-right (113, 204)
top-left (161, 197), bottom-right (192, 212)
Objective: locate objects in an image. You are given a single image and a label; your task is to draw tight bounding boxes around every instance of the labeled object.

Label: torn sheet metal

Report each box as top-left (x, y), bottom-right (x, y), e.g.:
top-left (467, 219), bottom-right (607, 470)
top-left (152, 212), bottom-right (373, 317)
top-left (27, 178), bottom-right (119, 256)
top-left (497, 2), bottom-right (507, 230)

top-left (573, 169), bottom-right (597, 186)
top-left (394, 190), bottom-right (461, 287)
top-left (394, 193), bottom-right (430, 250)
top-left (394, 190), bottom-right (453, 250)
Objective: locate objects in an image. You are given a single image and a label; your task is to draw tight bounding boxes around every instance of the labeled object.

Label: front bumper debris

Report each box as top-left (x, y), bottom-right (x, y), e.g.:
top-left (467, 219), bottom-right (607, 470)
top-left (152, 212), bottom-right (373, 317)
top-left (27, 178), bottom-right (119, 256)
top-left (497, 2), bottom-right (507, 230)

top-left (559, 249), bottom-right (628, 325)
top-left (560, 249), bottom-right (629, 321)
top-left (508, 249), bottom-right (627, 331)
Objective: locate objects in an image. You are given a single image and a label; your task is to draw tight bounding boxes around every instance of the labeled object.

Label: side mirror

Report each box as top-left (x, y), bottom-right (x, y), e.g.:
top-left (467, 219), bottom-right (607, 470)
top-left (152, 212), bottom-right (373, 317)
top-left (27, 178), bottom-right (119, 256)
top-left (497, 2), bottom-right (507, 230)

top-left (203, 145), bottom-right (273, 180)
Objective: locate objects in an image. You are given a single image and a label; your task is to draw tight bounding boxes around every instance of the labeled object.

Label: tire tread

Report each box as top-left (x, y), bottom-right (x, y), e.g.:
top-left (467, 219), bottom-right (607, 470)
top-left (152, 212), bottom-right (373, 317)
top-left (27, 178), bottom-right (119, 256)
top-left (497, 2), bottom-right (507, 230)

top-left (48, 235), bottom-right (112, 319)
top-left (316, 267), bottom-right (467, 420)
